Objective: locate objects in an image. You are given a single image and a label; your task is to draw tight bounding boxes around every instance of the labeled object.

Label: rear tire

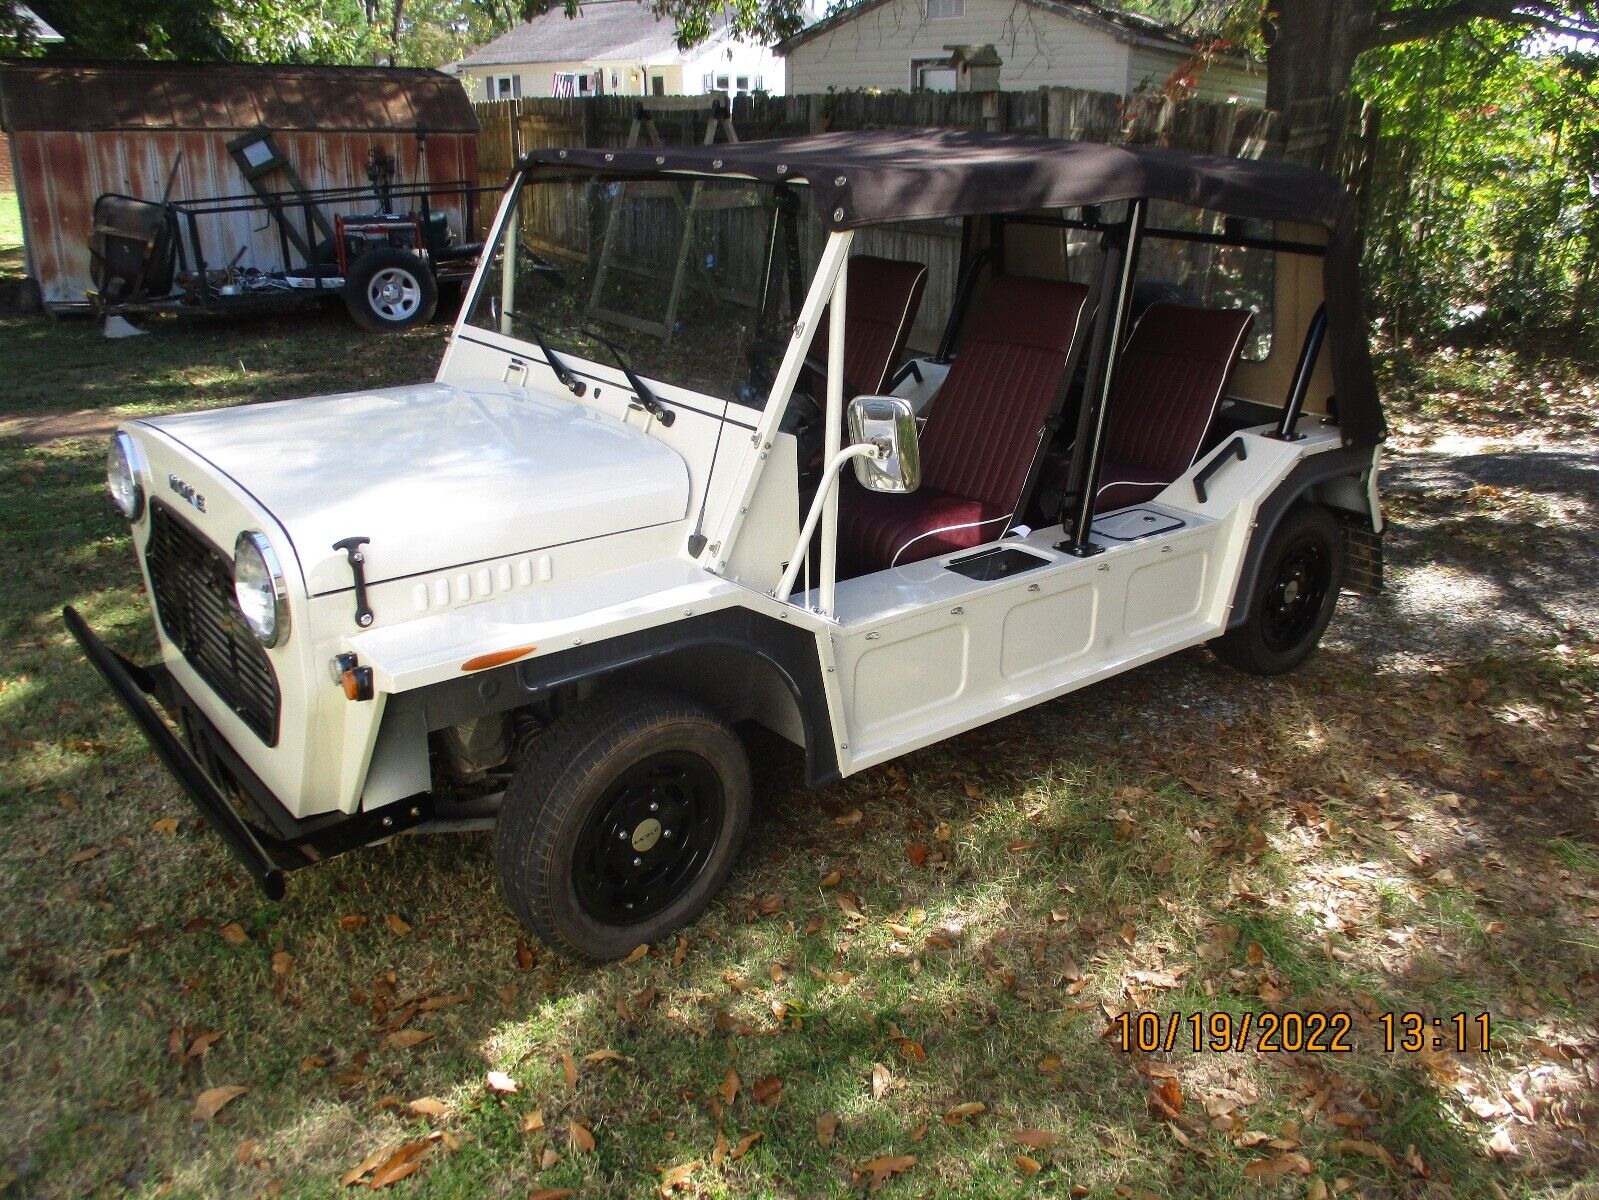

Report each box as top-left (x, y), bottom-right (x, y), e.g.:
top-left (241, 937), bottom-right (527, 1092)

top-left (1213, 504), bottom-right (1345, 676)
top-left (342, 248), bottom-right (437, 333)
top-left (493, 688), bottom-right (752, 961)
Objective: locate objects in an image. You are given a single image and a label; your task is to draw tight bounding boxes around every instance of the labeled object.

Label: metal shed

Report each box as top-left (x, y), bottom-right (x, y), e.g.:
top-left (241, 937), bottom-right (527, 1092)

top-left (0, 59), bottom-right (480, 310)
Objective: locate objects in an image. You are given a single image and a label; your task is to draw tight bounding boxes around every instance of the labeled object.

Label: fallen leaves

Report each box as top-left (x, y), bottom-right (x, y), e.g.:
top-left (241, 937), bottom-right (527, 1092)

top-left (816, 1113), bottom-right (839, 1148)
top-left (834, 808), bottom-right (863, 825)
top-left (870, 1062), bottom-right (892, 1099)
top-left (719, 1066), bottom-right (740, 1106)
top-left (528, 1190), bottom-right (576, 1200)
top-left (192, 1085), bottom-right (247, 1121)
top-left (270, 951), bottom-right (294, 976)
top-left (657, 1161), bottom-right (698, 1195)
top-left (1148, 1075), bottom-right (1184, 1118)
top-left (943, 1101), bottom-right (987, 1125)
top-left (337, 914), bottom-right (368, 930)
top-left (379, 1028), bottom-right (433, 1052)
top-left (150, 817), bottom-right (180, 834)
top-left (622, 943), bottom-right (650, 965)
top-left (406, 1097), bottom-right (448, 1118)
top-left (751, 1076), bottom-right (783, 1106)
top-left (217, 922), bottom-right (249, 945)
top-left (855, 1154), bottom-right (916, 1192)
top-left (384, 913), bottom-right (410, 936)
top-left (568, 1120), bottom-right (595, 1153)
top-left (67, 845), bottom-right (103, 865)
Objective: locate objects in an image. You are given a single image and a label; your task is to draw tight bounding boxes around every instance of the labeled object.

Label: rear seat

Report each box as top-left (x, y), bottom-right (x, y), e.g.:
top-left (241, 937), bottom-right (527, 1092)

top-left (838, 275), bottom-right (1090, 574)
top-left (1035, 303), bottom-right (1255, 518)
top-left (1093, 303), bottom-right (1254, 512)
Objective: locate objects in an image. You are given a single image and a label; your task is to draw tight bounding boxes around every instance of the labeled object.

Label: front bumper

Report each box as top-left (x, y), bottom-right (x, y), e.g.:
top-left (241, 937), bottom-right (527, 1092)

top-left (62, 607), bottom-right (433, 898)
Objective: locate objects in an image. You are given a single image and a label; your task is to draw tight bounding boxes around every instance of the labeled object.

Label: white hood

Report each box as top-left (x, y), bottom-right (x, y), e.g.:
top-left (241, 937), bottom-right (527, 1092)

top-left (141, 381), bottom-right (690, 596)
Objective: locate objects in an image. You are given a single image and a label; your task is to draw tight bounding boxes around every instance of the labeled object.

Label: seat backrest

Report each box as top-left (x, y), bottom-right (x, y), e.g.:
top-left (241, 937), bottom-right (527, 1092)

top-left (1103, 303), bottom-right (1254, 479)
top-left (810, 255), bottom-right (929, 396)
top-left (918, 275), bottom-right (1090, 512)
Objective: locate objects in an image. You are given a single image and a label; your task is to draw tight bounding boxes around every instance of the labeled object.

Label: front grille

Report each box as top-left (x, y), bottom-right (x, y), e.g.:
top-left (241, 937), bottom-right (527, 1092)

top-left (145, 503), bottom-right (281, 745)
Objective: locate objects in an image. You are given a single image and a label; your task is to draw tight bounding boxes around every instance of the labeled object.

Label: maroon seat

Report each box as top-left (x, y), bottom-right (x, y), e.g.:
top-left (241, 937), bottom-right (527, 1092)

top-left (807, 255), bottom-right (929, 397)
top-left (839, 275), bottom-right (1090, 574)
top-left (1093, 303), bottom-right (1254, 512)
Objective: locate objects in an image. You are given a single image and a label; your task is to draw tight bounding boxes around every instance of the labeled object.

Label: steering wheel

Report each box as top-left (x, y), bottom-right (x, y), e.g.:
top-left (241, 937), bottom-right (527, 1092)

top-left (517, 241), bottom-right (567, 290)
top-left (747, 336), bottom-right (866, 403)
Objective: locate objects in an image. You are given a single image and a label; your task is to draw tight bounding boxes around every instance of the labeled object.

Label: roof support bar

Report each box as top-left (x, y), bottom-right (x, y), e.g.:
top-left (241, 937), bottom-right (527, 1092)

top-left (1056, 198), bottom-right (1145, 558)
top-left (1271, 303), bottom-right (1327, 442)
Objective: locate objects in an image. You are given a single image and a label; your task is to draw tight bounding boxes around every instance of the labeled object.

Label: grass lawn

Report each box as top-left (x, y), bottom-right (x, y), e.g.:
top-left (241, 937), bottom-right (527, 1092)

top-left (1, 190), bottom-right (1596, 1199)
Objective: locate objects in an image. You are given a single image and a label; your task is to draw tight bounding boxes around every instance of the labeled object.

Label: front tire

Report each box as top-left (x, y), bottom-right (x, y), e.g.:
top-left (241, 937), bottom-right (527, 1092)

top-left (493, 689), bottom-right (753, 961)
top-left (1213, 504), bottom-right (1345, 676)
top-left (342, 248), bottom-right (437, 333)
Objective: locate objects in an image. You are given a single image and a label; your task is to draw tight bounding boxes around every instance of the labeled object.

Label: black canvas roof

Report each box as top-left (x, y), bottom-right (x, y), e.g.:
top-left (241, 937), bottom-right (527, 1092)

top-left (520, 129), bottom-right (1382, 445)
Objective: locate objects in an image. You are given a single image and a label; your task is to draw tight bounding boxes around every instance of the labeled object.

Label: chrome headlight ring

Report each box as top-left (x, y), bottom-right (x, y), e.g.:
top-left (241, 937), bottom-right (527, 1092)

top-left (233, 530), bottom-right (291, 648)
top-left (106, 431), bottom-right (145, 521)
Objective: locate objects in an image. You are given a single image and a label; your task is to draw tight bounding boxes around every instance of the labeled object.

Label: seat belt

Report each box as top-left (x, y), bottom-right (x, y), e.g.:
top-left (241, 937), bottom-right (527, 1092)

top-left (1010, 287), bottom-right (1100, 533)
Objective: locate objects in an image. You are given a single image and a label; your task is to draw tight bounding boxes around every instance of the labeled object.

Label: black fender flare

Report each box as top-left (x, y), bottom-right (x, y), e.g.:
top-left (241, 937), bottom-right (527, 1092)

top-left (506, 607), bottom-right (841, 787)
top-left (1226, 444), bottom-right (1378, 631)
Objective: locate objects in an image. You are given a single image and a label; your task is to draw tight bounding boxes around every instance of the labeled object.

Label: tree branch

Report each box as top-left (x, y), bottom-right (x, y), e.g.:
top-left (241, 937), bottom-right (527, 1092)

top-left (1365, 1), bottom-right (1599, 50)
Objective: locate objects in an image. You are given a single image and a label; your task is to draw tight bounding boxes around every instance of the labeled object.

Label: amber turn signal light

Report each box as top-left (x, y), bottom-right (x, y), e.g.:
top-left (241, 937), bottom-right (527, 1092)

top-left (341, 665), bottom-right (374, 701)
top-left (461, 645), bottom-right (537, 672)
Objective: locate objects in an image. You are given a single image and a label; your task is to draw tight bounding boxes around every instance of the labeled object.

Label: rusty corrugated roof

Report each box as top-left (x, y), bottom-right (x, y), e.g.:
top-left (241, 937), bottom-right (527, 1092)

top-left (0, 59), bottom-right (478, 134)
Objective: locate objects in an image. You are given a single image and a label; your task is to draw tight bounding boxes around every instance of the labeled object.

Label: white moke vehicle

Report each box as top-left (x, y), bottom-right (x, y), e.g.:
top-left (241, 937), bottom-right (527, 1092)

top-left (69, 130), bottom-right (1386, 960)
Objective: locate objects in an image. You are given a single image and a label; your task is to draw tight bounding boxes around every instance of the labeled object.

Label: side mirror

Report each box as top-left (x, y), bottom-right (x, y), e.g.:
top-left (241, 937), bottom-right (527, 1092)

top-left (847, 395), bottom-right (921, 494)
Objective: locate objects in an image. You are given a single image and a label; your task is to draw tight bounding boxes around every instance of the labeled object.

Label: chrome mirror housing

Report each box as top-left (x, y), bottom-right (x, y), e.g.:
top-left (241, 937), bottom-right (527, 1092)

top-left (847, 395), bottom-right (921, 494)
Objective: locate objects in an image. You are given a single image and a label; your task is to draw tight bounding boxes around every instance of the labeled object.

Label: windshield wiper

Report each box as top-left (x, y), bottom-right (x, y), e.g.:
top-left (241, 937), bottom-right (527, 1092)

top-left (520, 319), bottom-right (586, 398)
top-left (585, 329), bottom-right (675, 426)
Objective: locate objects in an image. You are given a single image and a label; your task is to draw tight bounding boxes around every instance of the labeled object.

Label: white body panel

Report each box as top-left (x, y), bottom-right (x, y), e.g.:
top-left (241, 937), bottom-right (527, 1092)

top-left (817, 426), bottom-right (1335, 774)
top-left (143, 381), bottom-right (690, 596)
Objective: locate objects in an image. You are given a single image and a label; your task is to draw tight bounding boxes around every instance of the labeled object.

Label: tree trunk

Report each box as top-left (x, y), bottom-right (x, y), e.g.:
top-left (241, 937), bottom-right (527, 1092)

top-left (1264, 0), bottom-right (1374, 114)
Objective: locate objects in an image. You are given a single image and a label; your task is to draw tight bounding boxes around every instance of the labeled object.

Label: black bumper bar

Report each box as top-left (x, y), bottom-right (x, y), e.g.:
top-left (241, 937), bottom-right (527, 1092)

top-left (62, 606), bottom-right (433, 900)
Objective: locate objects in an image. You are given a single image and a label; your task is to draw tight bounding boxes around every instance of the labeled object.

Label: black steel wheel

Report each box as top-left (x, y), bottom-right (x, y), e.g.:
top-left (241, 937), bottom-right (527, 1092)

top-left (1213, 504), bottom-right (1345, 676)
top-left (342, 247), bottom-right (437, 333)
top-left (494, 689), bottom-right (752, 960)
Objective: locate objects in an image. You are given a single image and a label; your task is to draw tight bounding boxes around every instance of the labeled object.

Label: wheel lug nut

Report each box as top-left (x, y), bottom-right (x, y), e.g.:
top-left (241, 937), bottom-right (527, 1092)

top-left (649, 801), bottom-right (659, 812)
top-left (663, 829), bottom-right (674, 839)
top-left (618, 830), bottom-right (628, 840)
top-left (632, 856), bottom-right (642, 866)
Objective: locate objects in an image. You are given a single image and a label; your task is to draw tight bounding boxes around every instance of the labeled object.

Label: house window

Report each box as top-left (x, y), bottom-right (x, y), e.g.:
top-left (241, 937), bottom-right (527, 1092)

top-left (735, 75), bottom-right (749, 92)
top-left (911, 58), bottom-right (957, 91)
top-left (925, 0), bottom-right (964, 18)
top-left (716, 74), bottom-right (730, 91)
top-left (703, 73), bottom-right (714, 91)
top-left (490, 74), bottom-right (520, 100)
top-left (611, 70), bottom-right (619, 90)
top-left (753, 75), bottom-right (764, 91)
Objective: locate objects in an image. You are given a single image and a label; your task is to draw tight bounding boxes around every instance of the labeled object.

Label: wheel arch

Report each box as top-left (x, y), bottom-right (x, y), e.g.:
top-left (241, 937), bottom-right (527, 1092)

top-left (1227, 444), bottom-right (1380, 630)
top-left (385, 608), bottom-right (840, 790)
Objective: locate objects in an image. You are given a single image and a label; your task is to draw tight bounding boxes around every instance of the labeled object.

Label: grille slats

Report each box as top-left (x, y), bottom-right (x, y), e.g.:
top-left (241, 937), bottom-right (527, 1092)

top-left (145, 504), bottom-right (281, 745)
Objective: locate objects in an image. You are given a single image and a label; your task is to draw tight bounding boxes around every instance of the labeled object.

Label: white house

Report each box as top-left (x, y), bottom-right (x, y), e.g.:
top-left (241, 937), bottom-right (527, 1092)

top-left (454, 0), bottom-right (784, 101)
top-left (777, 0), bottom-right (1263, 103)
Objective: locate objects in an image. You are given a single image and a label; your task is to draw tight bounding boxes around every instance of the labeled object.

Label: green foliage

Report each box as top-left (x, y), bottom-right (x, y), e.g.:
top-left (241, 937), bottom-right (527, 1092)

top-left (1358, 26), bottom-right (1599, 347)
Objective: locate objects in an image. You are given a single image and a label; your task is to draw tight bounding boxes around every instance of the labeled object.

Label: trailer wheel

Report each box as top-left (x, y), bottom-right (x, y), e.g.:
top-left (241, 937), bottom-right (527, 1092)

top-left (342, 248), bottom-right (437, 333)
top-left (494, 689), bottom-right (752, 961)
top-left (1213, 504), bottom-right (1345, 676)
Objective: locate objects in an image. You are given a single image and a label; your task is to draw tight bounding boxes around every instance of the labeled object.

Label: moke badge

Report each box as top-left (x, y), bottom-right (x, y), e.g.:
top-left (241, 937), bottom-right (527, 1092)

top-left (167, 473), bottom-right (207, 512)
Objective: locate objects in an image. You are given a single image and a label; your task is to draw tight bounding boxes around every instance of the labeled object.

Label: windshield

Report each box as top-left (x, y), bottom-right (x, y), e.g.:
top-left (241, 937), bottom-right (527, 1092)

top-left (467, 173), bottom-right (821, 408)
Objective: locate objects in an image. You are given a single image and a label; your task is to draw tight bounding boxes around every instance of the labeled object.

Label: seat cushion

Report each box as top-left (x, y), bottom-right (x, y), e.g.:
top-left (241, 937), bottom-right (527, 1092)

top-left (919, 275), bottom-right (1091, 512)
top-left (808, 255), bottom-right (929, 397)
top-left (1102, 303), bottom-right (1254, 486)
top-left (839, 485), bottom-right (1010, 575)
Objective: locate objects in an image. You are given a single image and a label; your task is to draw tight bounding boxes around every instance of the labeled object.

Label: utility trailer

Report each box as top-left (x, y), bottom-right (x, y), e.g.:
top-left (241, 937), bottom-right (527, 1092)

top-left (89, 177), bottom-right (493, 333)
top-left (70, 129), bottom-right (1387, 960)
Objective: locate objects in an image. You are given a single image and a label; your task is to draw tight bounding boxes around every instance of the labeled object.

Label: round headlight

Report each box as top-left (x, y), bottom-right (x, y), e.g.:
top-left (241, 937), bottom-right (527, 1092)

top-left (233, 531), bottom-right (290, 648)
top-left (106, 432), bottom-right (143, 520)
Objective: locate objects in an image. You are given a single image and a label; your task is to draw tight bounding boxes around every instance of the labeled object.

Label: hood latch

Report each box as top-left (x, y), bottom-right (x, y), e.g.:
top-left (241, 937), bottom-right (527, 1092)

top-left (333, 536), bottom-right (374, 629)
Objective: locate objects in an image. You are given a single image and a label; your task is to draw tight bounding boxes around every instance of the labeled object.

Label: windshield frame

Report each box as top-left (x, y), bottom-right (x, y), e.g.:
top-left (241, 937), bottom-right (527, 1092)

top-left (454, 167), bottom-right (814, 418)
